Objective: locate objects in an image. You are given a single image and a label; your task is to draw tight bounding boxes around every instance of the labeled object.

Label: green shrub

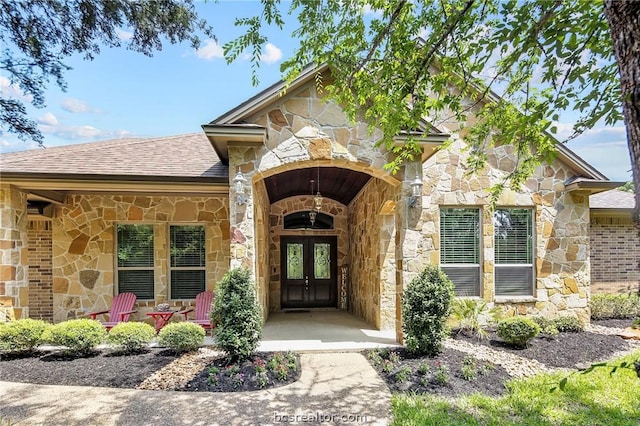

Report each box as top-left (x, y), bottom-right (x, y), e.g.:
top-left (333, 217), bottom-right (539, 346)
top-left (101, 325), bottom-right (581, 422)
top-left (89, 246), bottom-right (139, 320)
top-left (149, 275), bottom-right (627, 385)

top-left (157, 322), bottom-right (205, 352)
top-left (496, 317), bottom-right (541, 348)
top-left (590, 293), bottom-right (640, 319)
top-left (0, 319), bottom-right (50, 352)
top-left (212, 267), bottom-right (262, 360)
top-left (532, 316), bottom-right (559, 338)
top-left (42, 319), bottom-right (107, 354)
top-left (107, 321), bottom-right (156, 353)
top-left (402, 265), bottom-right (455, 356)
top-left (553, 316), bottom-right (584, 333)
top-left (450, 298), bottom-right (503, 339)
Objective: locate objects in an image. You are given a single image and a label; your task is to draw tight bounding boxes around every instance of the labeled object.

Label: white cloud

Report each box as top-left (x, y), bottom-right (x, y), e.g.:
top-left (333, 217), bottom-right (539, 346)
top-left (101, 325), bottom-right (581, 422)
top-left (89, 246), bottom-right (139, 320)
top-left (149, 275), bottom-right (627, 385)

top-left (37, 112), bottom-right (58, 126)
top-left (195, 39), bottom-right (224, 60)
top-left (116, 28), bottom-right (133, 41)
top-left (0, 76), bottom-right (33, 102)
top-left (363, 5), bottom-right (382, 16)
top-left (0, 137), bottom-right (40, 153)
top-left (61, 97), bottom-right (100, 113)
top-left (262, 43), bottom-right (282, 64)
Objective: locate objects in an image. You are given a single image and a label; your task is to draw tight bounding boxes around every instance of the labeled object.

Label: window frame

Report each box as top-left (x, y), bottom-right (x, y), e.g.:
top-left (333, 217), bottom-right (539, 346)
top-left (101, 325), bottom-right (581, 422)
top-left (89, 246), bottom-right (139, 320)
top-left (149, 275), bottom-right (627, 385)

top-left (439, 207), bottom-right (482, 297)
top-left (494, 207), bottom-right (535, 297)
top-left (168, 223), bottom-right (207, 300)
top-left (115, 223), bottom-right (155, 300)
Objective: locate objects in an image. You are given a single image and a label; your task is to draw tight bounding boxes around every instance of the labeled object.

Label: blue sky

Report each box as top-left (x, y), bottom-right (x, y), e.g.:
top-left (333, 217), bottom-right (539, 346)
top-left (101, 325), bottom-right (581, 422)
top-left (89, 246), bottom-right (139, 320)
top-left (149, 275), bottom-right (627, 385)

top-left (0, 1), bottom-right (632, 183)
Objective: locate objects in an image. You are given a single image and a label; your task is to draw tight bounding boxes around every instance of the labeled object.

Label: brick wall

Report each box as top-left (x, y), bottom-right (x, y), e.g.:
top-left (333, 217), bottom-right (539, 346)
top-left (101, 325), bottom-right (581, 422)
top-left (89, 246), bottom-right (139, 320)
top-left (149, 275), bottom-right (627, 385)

top-left (590, 217), bottom-right (640, 294)
top-left (27, 220), bottom-right (53, 321)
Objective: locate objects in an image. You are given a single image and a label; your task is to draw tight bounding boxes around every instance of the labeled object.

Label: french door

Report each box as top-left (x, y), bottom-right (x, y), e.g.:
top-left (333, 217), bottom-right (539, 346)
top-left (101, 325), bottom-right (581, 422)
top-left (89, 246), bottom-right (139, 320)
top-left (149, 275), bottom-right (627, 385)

top-left (280, 236), bottom-right (337, 309)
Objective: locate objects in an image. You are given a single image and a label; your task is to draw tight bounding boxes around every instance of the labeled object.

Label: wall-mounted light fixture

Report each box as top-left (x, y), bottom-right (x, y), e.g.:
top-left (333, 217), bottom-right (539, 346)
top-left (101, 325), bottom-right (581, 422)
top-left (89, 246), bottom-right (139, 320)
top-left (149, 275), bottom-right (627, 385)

top-left (232, 168), bottom-right (248, 205)
top-left (408, 175), bottom-right (423, 208)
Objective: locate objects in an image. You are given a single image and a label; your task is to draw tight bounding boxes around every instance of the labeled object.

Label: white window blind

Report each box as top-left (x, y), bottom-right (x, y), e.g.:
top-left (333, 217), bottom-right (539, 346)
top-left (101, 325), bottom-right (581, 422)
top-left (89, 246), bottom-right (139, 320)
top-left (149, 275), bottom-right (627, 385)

top-left (494, 208), bottom-right (534, 296)
top-left (116, 224), bottom-right (154, 299)
top-left (170, 225), bottom-right (206, 299)
top-left (440, 208), bottom-right (481, 296)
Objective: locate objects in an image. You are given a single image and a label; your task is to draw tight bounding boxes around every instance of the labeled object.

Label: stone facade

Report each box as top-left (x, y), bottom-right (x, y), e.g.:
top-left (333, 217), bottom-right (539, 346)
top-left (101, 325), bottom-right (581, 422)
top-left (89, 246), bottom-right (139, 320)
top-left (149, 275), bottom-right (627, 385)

top-left (348, 178), bottom-right (398, 329)
top-left (590, 217), bottom-right (640, 294)
top-left (52, 194), bottom-right (230, 322)
top-left (226, 82), bottom-right (408, 332)
top-left (27, 220), bottom-right (53, 321)
top-left (0, 185), bottom-right (28, 319)
top-left (415, 139), bottom-right (591, 323)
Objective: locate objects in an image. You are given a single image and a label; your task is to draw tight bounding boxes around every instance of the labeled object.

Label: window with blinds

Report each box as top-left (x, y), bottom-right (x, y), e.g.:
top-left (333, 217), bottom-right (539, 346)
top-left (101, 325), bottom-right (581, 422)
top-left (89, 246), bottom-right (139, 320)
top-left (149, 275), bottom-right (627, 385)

top-left (494, 208), bottom-right (534, 296)
top-left (170, 225), bottom-right (206, 299)
top-left (440, 208), bottom-right (481, 296)
top-left (116, 224), bottom-right (154, 299)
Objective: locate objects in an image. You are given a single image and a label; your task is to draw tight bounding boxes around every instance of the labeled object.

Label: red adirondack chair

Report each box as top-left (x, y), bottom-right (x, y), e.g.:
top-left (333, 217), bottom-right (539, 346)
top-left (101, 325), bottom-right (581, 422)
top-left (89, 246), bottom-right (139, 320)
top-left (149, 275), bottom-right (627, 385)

top-left (178, 290), bottom-right (215, 330)
top-left (88, 292), bottom-right (137, 330)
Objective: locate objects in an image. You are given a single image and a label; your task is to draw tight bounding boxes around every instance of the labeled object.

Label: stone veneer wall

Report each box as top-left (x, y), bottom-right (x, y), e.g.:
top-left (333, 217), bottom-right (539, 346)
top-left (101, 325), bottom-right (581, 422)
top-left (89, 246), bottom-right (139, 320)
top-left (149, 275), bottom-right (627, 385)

top-left (226, 80), bottom-right (403, 330)
top-left (348, 178), bottom-right (397, 329)
top-left (27, 220), bottom-right (53, 321)
top-left (268, 196), bottom-right (349, 312)
top-left (52, 194), bottom-right (230, 323)
top-left (254, 180), bottom-right (271, 321)
top-left (0, 185), bottom-right (28, 319)
top-left (590, 218), bottom-right (640, 294)
top-left (417, 140), bottom-right (592, 323)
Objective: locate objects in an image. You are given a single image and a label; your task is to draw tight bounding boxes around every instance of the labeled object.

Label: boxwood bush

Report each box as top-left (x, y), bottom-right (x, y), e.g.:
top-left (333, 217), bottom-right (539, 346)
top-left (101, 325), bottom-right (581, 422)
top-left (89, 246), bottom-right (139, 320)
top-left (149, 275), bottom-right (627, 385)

top-left (158, 322), bottom-right (205, 352)
top-left (212, 267), bottom-right (262, 360)
top-left (590, 293), bottom-right (640, 319)
top-left (0, 319), bottom-right (50, 352)
top-left (553, 316), bottom-right (584, 332)
top-left (532, 316), bottom-right (558, 338)
top-left (42, 319), bottom-right (107, 354)
top-left (497, 317), bottom-right (541, 348)
top-left (107, 321), bottom-right (156, 353)
top-left (402, 265), bottom-right (455, 356)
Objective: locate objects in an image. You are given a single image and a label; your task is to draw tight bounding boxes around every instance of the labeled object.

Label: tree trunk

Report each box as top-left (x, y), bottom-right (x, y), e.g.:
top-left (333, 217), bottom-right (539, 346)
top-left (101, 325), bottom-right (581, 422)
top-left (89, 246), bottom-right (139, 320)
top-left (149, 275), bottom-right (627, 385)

top-left (603, 1), bottom-right (640, 227)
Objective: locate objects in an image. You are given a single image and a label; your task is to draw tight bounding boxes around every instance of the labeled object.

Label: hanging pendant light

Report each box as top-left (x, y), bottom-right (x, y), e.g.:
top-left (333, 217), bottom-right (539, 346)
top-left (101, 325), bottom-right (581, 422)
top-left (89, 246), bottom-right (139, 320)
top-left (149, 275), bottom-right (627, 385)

top-left (314, 165), bottom-right (323, 212)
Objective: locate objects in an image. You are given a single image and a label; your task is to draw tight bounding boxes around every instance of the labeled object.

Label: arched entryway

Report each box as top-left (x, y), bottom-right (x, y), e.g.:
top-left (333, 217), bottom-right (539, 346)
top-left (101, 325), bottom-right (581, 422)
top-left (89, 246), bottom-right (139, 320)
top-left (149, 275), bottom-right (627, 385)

top-left (253, 162), bottom-right (400, 333)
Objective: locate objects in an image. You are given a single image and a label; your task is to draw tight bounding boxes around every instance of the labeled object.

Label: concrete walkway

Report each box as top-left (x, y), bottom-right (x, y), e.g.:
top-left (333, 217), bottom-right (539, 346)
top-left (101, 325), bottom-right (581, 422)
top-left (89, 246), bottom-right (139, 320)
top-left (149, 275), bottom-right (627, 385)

top-left (0, 353), bottom-right (392, 426)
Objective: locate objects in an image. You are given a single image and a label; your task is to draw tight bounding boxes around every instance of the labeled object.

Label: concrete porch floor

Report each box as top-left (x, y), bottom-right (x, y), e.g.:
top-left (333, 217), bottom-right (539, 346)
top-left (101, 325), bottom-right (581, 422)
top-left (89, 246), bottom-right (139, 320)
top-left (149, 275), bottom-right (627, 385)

top-left (255, 310), bottom-right (400, 352)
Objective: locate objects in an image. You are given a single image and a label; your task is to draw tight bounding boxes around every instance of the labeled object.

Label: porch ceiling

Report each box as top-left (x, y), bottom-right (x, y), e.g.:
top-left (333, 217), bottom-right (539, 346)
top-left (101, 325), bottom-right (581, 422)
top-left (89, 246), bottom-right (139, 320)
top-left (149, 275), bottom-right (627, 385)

top-left (264, 167), bottom-right (372, 205)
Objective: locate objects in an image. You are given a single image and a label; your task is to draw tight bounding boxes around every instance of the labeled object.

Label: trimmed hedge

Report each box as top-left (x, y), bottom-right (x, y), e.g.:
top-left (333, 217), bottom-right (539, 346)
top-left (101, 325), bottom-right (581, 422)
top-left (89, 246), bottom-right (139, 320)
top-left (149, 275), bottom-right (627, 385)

top-left (158, 322), bottom-right (205, 352)
top-left (42, 319), bottom-right (107, 354)
top-left (497, 317), bottom-right (540, 348)
top-left (107, 321), bottom-right (156, 353)
top-left (590, 293), bottom-right (640, 320)
top-left (0, 319), bottom-right (50, 352)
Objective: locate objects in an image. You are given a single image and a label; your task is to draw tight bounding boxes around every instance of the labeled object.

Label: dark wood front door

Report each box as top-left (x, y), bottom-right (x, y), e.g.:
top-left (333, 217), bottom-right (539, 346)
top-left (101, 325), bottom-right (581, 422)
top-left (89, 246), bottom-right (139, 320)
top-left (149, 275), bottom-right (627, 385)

top-left (281, 236), bottom-right (337, 309)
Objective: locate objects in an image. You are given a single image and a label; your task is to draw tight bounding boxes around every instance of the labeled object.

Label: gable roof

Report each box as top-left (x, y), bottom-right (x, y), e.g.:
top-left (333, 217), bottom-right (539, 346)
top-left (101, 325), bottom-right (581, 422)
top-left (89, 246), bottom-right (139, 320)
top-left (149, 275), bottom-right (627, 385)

top-left (0, 133), bottom-right (227, 182)
top-left (203, 64), bottom-right (614, 184)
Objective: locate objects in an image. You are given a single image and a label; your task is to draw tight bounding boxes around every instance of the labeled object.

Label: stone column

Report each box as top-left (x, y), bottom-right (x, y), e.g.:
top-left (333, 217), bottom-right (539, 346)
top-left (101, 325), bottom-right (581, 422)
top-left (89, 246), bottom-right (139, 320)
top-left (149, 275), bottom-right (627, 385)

top-left (396, 162), bottom-right (424, 343)
top-left (228, 147), bottom-right (258, 276)
top-left (0, 185), bottom-right (28, 319)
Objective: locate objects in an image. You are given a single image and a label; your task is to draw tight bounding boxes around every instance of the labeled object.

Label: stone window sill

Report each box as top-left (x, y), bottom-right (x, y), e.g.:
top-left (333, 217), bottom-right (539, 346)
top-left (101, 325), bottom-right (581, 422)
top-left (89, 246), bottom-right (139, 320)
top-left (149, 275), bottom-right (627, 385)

top-left (494, 296), bottom-right (537, 304)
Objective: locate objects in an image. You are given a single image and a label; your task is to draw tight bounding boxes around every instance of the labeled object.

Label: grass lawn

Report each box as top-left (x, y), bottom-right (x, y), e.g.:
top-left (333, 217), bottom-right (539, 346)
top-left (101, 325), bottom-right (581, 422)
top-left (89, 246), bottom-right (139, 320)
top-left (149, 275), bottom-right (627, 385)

top-left (392, 349), bottom-right (640, 425)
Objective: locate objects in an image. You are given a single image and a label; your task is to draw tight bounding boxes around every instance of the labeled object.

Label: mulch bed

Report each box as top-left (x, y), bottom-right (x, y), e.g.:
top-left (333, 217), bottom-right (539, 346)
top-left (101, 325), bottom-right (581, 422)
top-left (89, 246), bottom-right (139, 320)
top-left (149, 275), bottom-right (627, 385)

top-left (366, 346), bottom-right (511, 397)
top-left (0, 348), bottom-right (301, 392)
top-left (366, 328), bottom-right (637, 397)
top-left (183, 352), bottom-right (301, 392)
top-left (453, 329), bottom-right (631, 368)
top-left (592, 318), bottom-right (636, 329)
top-left (0, 348), bottom-right (179, 388)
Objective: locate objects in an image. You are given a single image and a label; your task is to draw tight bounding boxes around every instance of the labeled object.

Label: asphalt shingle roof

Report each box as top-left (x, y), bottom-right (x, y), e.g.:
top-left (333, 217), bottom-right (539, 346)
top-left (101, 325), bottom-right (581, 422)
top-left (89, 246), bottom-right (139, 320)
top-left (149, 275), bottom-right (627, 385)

top-left (590, 189), bottom-right (635, 209)
top-left (0, 133), bottom-right (227, 180)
